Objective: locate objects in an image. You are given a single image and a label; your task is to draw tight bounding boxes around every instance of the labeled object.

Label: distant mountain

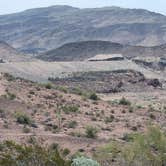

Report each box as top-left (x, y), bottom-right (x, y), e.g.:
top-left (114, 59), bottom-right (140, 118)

top-left (0, 41), bottom-right (32, 62)
top-left (0, 6), bottom-right (166, 53)
top-left (38, 41), bottom-right (166, 61)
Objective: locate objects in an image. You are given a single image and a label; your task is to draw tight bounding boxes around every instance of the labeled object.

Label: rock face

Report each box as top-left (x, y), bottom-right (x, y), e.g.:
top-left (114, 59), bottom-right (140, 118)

top-left (0, 6), bottom-right (166, 53)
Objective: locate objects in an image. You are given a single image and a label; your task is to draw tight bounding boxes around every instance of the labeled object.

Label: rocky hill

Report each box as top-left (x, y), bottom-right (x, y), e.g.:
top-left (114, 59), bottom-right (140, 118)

top-left (38, 41), bottom-right (166, 61)
top-left (0, 41), bottom-right (32, 62)
top-left (0, 6), bottom-right (166, 53)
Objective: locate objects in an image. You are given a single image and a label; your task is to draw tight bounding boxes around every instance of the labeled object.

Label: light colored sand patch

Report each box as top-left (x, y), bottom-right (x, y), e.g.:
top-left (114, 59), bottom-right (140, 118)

top-left (87, 54), bottom-right (124, 61)
top-left (0, 60), bottom-right (164, 82)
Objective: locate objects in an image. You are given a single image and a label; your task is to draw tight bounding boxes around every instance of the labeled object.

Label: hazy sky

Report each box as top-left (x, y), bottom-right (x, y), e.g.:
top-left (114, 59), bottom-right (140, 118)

top-left (0, 0), bottom-right (166, 15)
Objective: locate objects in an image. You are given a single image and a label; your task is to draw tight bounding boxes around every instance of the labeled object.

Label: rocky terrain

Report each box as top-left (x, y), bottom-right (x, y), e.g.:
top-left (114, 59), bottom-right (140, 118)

top-left (0, 73), bottom-right (165, 157)
top-left (38, 41), bottom-right (166, 61)
top-left (0, 5), bottom-right (166, 165)
top-left (1, 6), bottom-right (166, 53)
top-left (48, 70), bottom-right (163, 93)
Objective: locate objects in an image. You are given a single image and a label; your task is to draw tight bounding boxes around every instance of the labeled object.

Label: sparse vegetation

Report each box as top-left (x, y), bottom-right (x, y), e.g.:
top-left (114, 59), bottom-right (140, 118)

top-left (0, 141), bottom-right (71, 166)
top-left (105, 115), bottom-right (114, 123)
top-left (44, 83), bottom-right (53, 89)
top-left (7, 92), bottom-right (16, 100)
top-left (62, 105), bottom-right (79, 114)
top-left (95, 126), bottom-right (166, 166)
top-left (85, 126), bottom-right (98, 139)
top-left (16, 113), bottom-right (32, 125)
top-left (89, 93), bottom-right (98, 101)
top-left (119, 97), bottom-right (131, 106)
top-left (67, 121), bottom-right (78, 128)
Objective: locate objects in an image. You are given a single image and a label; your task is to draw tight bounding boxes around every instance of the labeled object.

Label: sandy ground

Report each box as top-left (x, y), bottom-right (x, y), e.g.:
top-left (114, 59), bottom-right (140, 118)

top-left (0, 60), bottom-right (164, 82)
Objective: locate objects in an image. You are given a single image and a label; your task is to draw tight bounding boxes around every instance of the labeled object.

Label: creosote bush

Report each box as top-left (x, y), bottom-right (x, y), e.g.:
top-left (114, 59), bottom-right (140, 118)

top-left (0, 141), bottom-right (71, 166)
top-left (16, 113), bottom-right (32, 125)
top-left (89, 93), bottom-right (98, 101)
top-left (62, 105), bottom-right (79, 114)
top-left (85, 126), bottom-right (98, 139)
top-left (44, 83), bottom-right (53, 89)
top-left (119, 97), bottom-right (131, 106)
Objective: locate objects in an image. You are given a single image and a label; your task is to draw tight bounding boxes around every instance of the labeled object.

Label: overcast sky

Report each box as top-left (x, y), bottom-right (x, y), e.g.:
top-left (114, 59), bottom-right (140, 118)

top-left (0, 0), bottom-right (166, 15)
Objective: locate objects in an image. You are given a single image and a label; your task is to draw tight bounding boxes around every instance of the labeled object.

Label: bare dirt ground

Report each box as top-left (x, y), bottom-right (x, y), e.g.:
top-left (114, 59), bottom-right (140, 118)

top-left (0, 60), bottom-right (164, 82)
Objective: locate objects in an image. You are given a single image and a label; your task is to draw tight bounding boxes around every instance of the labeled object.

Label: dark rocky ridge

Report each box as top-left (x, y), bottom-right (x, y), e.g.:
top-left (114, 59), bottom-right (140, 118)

top-left (49, 70), bottom-right (162, 93)
top-left (38, 41), bottom-right (166, 61)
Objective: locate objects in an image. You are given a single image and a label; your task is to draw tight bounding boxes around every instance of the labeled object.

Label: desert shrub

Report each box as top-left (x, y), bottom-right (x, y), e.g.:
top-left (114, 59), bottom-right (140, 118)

top-left (71, 87), bottom-right (84, 96)
top-left (105, 115), bottom-right (114, 123)
top-left (62, 148), bottom-right (71, 156)
top-left (149, 113), bottom-right (156, 119)
top-left (57, 86), bottom-right (68, 93)
top-left (85, 126), bottom-right (98, 139)
top-left (0, 141), bottom-right (71, 166)
top-left (44, 83), bottom-right (53, 89)
top-left (0, 109), bottom-right (6, 118)
top-left (29, 90), bottom-right (35, 95)
top-left (119, 97), bottom-right (131, 106)
top-left (148, 104), bottom-right (157, 112)
top-left (67, 121), bottom-right (78, 128)
top-left (72, 157), bottom-right (100, 166)
top-left (16, 113), bottom-right (32, 125)
top-left (7, 92), bottom-right (16, 100)
top-left (95, 126), bottom-right (166, 166)
top-left (121, 126), bottom-right (166, 166)
top-left (4, 73), bottom-right (15, 81)
top-left (89, 93), bottom-right (98, 101)
top-left (62, 105), bottom-right (79, 114)
top-left (94, 141), bottom-right (121, 165)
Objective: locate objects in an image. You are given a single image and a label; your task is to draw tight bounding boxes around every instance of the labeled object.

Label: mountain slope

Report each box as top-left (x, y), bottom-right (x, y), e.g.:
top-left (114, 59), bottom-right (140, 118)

top-left (38, 41), bottom-right (166, 61)
top-left (0, 6), bottom-right (166, 53)
top-left (0, 41), bottom-right (32, 62)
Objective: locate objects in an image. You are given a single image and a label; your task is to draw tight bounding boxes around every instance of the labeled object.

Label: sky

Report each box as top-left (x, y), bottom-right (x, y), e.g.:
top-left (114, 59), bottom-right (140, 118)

top-left (0, 0), bottom-right (166, 15)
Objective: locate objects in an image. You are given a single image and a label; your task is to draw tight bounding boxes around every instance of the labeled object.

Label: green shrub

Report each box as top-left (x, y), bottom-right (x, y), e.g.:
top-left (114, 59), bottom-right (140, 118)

top-left (62, 105), bottom-right (79, 114)
top-left (89, 93), bottom-right (98, 101)
top-left (4, 73), bottom-right (15, 81)
top-left (85, 126), bottom-right (98, 139)
top-left (0, 141), bottom-right (71, 166)
top-left (122, 126), bottom-right (166, 166)
top-left (16, 113), bottom-right (32, 125)
top-left (105, 115), bottom-right (114, 123)
top-left (72, 157), bottom-right (100, 166)
top-left (119, 97), bottom-right (131, 105)
top-left (62, 148), bottom-right (71, 156)
top-left (7, 92), bottom-right (16, 100)
top-left (57, 86), bottom-right (68, 93)
top-left (95, 126), bottom-right (166, 166)
top-left (67, 121), bottom-right (78, 128)
top-left (44, 83), bottom-right (52, 89)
